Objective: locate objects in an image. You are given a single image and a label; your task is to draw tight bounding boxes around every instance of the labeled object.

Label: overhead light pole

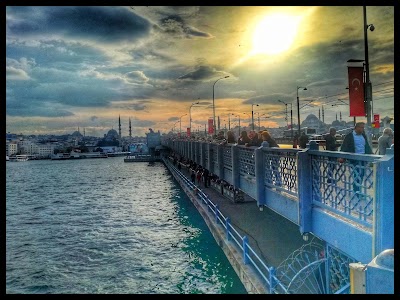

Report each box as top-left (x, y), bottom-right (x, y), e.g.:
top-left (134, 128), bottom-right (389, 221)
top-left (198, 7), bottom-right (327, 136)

top-left (212, 76), bottom-right (229, 136)
top-left (235, 114), bottom-right (241, 137)
top-left (189, 100), bottom-right (200, 135)
top-left (179, 113), bottom-right (187, 136)
top-left (296, 86), bottom-right (307, 136)
top-left (363, 5), bottom-right (374, 147)
top-left (251, 103), bottom-right (259, 130)
top-left (278, 99), bottom-right (293, 138)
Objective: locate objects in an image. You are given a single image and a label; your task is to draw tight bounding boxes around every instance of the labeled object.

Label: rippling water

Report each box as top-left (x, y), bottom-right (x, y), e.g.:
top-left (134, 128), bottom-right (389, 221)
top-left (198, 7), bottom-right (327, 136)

top-left (6, 158), bottom-right (247, 294)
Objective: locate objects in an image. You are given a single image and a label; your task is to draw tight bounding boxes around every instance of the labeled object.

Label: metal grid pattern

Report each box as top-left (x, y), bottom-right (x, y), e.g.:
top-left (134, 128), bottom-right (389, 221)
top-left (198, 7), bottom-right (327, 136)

top-left (326, 244), bottom-right (356, 294)
top-left (311, 155), bottom-right (375, 226)
top-left (222, 144), bottom-right (232, 169)
top-left (238, 147), bottom-right (255, 176)
top-left (263, 150), bottom-right (298, 194)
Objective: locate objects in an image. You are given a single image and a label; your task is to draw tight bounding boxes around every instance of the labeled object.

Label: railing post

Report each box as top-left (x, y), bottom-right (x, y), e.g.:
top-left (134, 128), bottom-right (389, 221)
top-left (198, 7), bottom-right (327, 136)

top-left (200, 142), bottom-right (206, 168)
top-left (207, 143), bottom-right (213, 173)
top-left (231, 145), bottom-right (240, 188)
top-left (255, 147), bottom-right (266, 207)
top-left (217, 144), bottom-right (224, 179)
top-left (225, 217), bottom-right (231, 241)
top-left (269, 266), bottom-right (276, 294)
top-left (242, 236), bottom-right (249, 264)
top-left (297, 146), bottom-right (313, 235)
top-left (373, 147), bottom-right (394, 257)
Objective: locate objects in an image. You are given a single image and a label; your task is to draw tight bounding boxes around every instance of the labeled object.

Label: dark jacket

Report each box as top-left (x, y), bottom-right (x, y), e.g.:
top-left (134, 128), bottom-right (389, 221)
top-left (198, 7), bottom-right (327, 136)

top-left (324, 134), bottom-right (339, 151)
top-left (247, 135), bottom-right (261, 147)
top-left (340, 131), bottom-right (373, 154)
top-left (299, 134), bottom-right (309, 149)
top-left (266, 137), bottom-right (279, 148)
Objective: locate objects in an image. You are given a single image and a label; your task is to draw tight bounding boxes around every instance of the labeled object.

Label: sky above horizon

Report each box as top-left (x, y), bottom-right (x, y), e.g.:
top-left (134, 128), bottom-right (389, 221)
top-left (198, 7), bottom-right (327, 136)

top-left (6, 6), bottom-right (394, 137)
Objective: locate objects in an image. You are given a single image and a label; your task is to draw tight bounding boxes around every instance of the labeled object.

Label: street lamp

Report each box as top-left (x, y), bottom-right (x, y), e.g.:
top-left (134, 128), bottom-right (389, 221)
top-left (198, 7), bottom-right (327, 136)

top-left (296, 86), bottom-right (307, 136)
top-left (173, 120), bottom-right (179, 133)
top-left (363, 5), bottom-right (374, 147)
top-left (179, 113), bottom-right (187, 136)
top-left (235, 114), bottom-right (241, 137)
top-left (256, 112), bottom-right (268, 131)
top-left (212, 75), bottom-right (229, 135)
top-left (189, 100), bottom-right (200, 135)
top-left (278, 99), bottom-right (293, 137)
top-left (251, 103), bottom-right (259, 130)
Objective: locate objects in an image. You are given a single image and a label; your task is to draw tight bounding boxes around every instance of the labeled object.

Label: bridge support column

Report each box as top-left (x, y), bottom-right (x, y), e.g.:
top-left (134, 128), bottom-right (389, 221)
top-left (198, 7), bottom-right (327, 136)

top-left (373, 146), bottom-right (394, 256)
top-left (255, 147), bottom-right (265, 207)
top-left (297, 142), bottom-right (316, 235)
top-left (200, 142), bottom-right (206, 168)
top-left (231, 145), bottom-right (240, 188)
top-left (216, 144), bottom-right (224, 179)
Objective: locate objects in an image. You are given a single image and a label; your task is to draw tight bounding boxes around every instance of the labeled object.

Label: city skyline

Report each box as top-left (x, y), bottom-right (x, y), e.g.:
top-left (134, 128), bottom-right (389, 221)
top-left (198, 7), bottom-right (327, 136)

top-left (6, 6), bottom-right (394, 137)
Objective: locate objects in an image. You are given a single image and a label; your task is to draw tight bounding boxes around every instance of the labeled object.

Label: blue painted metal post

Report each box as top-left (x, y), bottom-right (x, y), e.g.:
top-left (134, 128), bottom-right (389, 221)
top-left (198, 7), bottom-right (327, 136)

top-left (297, 144), bottom-right (314, 235)
top-left (255, 147), bottom-right (266, 207)
top-left (231, 145), bottom-right (240, 188)
top-left (269, 266), bottom-right (276, 294)
top-left (242, 236), bottom-right (249, 264)
top-left (373, 147), bottom-right (394, 256)
top-left (225, 217), bottom-right (231, 241)
top-left (217, 144), bottom-right (224, 179)
top-left (200, 142), bottom-right (207, 169)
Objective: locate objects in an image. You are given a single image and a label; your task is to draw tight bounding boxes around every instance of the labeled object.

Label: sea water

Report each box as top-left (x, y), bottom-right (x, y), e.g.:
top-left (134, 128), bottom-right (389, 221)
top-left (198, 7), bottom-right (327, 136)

top-left (6, 157), bottom-right (247, 294)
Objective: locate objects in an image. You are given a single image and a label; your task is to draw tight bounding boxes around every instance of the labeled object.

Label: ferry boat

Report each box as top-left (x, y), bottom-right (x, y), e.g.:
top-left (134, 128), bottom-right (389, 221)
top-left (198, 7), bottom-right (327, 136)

top-left (15, 154), bottom-right (36, 161)
top-left (6, 155), bottom-right (9, 161)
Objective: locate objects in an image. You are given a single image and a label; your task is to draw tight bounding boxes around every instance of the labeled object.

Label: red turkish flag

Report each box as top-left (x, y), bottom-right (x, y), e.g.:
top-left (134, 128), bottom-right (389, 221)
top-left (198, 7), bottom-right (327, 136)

top-left (208, 118), bottom-right (214, 134)
top-left (187, 127), bottom-right (191, 137)
top-left (347, 66), bottom-right (365, 116)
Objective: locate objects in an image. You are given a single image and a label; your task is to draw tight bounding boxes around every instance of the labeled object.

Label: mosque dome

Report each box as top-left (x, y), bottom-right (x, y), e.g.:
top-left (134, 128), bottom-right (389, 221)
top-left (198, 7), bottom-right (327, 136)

top-left (106, 129), bottom-right (119, 139)
top-left (71, 131), bottom-right (83, 137)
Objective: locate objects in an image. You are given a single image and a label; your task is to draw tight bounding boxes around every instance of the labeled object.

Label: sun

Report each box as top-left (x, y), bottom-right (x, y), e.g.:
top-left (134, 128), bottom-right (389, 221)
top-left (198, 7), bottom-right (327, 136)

top-left (251, 14), bottom-right (301, 56)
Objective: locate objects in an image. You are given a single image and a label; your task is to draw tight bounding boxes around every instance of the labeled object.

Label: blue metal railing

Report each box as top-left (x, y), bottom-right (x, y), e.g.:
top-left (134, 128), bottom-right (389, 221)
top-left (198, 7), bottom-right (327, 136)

top-left (162, 139), bottom-right (394, 293)
top-left (165, 157), bottom-right (284, 294)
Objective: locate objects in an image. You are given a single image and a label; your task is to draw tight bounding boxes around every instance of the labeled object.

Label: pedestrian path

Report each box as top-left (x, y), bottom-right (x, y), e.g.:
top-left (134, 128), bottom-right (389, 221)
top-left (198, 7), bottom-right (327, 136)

top-left (176, 161), bottom-right (322, 268)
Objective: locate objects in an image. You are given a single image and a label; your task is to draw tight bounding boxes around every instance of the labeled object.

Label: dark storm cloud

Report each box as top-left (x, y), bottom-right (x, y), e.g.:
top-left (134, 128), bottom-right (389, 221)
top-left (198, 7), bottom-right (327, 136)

top-left (178, 66), bottom-right (228, 81)
top-left (243, 94), bottom-right (293, 105)
top-left (6, 6), bottom-right (151, 43)
top-left (160, 15), bottom-right (212, 38)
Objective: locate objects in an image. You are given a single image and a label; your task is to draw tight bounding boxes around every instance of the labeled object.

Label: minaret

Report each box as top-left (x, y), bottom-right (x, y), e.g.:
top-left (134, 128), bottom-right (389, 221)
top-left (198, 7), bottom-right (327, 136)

top-left (129, 118), bottom-right (132, 137)
top-left (322, 105), bottom-right (325, 124)
top-left (318, 108), bottom-right (321, 120)
top-left (336, 113), bottom-right (338, 120)
top-left (340, 111), bottom-right (342, 122)
top-left (83, 128), bottom-right (85, 137)
top-left (118, 115), bottom-right (121, 138)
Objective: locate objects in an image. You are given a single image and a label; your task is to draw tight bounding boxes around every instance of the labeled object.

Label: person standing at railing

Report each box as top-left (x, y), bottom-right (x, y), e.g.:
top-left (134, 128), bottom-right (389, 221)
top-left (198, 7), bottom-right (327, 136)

top-left (324, 127), bottom-right (340, 183)
top-left (226, 130), bottom-right (236, 144)
top-left (377, 127), bottom-right (393, 155)
top-left (237, 130), bottom-right (250, 145)
top-left (338, 122), bottom-right (373, 194)
top-left (261, 131), bottom-right (282, 186)
top-left (299, 131), bottom-right (309, 149)
top-left (245, 130), bottom-right (261, 147)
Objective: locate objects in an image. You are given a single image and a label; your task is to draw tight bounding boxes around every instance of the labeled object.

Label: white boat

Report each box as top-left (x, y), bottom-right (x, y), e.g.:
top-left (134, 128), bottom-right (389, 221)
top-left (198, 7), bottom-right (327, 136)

top-left (51, 153), bottom-right (71, 160)
top-left (6, 155), bottom-right (9, 161)
top-left (16, 154), bottom-right (35, 161)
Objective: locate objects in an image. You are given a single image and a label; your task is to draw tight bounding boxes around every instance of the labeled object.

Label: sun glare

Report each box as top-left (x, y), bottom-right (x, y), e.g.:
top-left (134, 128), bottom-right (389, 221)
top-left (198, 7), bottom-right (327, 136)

top-left (251, 14), bottom-right (301, 56)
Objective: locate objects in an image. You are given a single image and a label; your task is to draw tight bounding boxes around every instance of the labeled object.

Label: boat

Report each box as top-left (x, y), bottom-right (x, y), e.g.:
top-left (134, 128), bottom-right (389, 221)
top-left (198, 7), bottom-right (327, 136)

top-left (6, 155), bottom-right (9, 161)
top-left (15, 154), bottom-right (36, 161)
top-left (51, 153), bottom-right (71, 160)
top-left (77, 151), bottom-right (108, 159)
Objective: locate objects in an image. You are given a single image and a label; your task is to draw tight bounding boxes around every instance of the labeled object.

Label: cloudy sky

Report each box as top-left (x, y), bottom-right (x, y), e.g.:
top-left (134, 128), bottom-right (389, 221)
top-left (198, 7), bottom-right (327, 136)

top-left (6, 6), bottom-right (394, 137)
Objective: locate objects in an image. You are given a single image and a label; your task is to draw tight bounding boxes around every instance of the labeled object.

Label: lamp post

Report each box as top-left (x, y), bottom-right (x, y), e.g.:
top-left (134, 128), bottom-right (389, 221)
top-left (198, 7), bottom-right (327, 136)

top-left (278, 99), bottom-right (293, 138)
top-left (363, 6), bottom-right (374, 147)
top-left (236, 114), bottom-right (241, 137)
top-left (296, 86), bottom-right (307, 136)
top-left (179, 113), bottom-right (187, 136)
top-left (251, 103), bottom-right (259, 130)
top-left (212, 76), bottom-right (229, 135)
top-left (173, 120), bottom-right (179, 134)
top-left (189, 100), bottom-right (200, 135)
